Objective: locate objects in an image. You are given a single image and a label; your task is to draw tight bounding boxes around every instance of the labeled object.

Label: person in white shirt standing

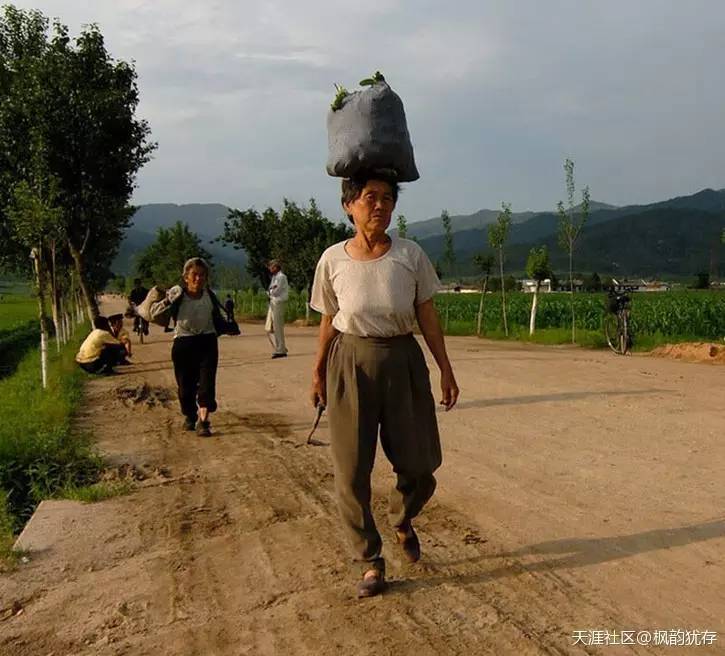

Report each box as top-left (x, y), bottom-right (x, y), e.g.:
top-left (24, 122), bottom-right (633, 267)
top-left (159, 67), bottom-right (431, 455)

top-left (265, 259), bottom-right (289, 358)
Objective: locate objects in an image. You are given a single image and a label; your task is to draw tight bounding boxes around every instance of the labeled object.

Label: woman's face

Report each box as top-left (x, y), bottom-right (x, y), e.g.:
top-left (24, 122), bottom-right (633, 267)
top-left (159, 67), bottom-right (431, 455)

top-left (344, 180), bottom-right (396, 235)
top-left (184, 266), bottom-right (207, 294)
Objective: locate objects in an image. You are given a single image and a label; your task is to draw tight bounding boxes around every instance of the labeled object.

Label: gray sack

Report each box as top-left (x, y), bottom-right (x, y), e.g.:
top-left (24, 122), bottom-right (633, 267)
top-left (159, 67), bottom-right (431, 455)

top-left (136, 285), bottom-right (167, 325)
top-left (326, 82), bottom-right (419, 182)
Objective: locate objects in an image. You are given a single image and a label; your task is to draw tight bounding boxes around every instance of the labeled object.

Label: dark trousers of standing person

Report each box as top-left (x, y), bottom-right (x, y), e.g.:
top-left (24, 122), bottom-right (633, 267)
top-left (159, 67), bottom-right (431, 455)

top-left (171, 333), bottom-right (219, 423)
top-left (79, 344), bottom-right (127, 374)
top-left (326, 333), bottom-right (442, 576)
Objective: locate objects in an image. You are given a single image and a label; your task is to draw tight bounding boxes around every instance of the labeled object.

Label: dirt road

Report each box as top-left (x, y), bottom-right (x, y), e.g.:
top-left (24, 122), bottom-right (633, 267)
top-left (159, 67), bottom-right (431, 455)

top-left (2, 307), bottom-right (724, 655)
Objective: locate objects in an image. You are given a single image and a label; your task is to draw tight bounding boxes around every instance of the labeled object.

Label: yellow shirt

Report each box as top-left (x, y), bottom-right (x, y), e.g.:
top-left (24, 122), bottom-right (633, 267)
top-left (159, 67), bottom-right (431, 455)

top-left (75, 329), bottom-right (121, 364)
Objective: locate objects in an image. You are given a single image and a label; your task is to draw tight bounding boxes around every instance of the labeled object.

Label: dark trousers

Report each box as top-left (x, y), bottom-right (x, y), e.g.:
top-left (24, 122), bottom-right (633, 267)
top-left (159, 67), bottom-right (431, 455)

top-left (171, 333), bottom-right (219, 420)
top-left (79, 344), bottom-right (127, 374)
top-left (326, 333), bottom-right (442, 574)
top-left (133, 315), bottom-right (149, 335)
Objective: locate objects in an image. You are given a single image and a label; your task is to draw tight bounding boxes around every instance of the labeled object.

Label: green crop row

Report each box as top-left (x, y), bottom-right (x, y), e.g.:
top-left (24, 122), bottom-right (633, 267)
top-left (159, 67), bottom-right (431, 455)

top-left (432, 291), bottom-right (725, 339)
top-left (221, 288), bottom-right (725, 341)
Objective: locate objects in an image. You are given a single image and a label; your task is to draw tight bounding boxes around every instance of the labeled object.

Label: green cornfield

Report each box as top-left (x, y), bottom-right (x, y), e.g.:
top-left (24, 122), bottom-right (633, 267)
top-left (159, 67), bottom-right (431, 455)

top-left (432, 291), bottom-right (725, 339)
top-left (223, 288), bottom-right (725, 341)
top-left (226, 288), bottom-right (310, 323)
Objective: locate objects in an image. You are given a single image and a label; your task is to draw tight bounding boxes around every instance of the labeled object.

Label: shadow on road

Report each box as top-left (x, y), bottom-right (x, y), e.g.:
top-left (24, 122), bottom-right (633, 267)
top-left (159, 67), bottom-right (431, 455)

top-left (388, 517), bottom-right (725, 594)
top-left (451, 388), bottom-right (671, 410)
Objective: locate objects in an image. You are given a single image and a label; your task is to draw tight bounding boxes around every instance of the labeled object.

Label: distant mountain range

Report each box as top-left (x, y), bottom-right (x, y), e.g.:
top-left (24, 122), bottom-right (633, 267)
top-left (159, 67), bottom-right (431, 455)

top-left (113, 189), bottom-right (725, 279)
top-left (413, 188), bottom-right (725, 278)
top-left (405, 201), bottom-right (617, 241)
top-left (112, 203), bottom-right (242, 275)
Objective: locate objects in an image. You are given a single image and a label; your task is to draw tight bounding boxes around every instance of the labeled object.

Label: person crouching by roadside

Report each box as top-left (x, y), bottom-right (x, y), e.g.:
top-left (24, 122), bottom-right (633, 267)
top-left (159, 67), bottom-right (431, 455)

top-left (150, 257), bottom-right (219, 438)
top-left (108, 313), bottom-right (132, 364)
top-left (75, 316), bottom-right (128, 375)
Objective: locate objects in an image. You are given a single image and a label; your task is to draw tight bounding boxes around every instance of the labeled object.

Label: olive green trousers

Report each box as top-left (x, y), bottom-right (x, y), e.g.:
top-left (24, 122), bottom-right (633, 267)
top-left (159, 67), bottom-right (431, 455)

top-left (326, 333), bottom-right (442, 574)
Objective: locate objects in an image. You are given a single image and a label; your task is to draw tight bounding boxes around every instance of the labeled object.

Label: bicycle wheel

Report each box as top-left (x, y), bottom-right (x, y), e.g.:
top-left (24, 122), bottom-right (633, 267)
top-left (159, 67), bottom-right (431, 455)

top-left (604, 313), bottom-right (625, 355)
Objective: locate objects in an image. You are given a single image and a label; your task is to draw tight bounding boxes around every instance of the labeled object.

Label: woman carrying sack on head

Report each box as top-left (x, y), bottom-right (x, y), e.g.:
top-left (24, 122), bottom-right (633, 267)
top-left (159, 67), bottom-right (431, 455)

top-left (150, 257), bottom-right (222, 437)
top-left (310, 173), bottom-right (459, 599)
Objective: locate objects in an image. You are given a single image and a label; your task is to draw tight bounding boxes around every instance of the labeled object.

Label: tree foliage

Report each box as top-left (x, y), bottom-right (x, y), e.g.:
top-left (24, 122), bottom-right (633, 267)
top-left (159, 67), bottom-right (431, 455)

top-left (472, 253), bottom-right (494, 278)
top-left (0, 6), bottom-right (155, 319)
top-left (396, 214), bottom-right (408, 239)
top-left (219, 199), bottom-right (352, 293)
top-left (556, 158), bottom-right (590, 342)
top-left (526, 246), bottom-right (551, 283)
top-left (526, 245), bottom-right (552, 335)
top-left (472, 252), bottom-right (494, 335)
top-left (488, 202), bottom-right (512, 335)
top-left (136, 222), bottom-right (212, 288)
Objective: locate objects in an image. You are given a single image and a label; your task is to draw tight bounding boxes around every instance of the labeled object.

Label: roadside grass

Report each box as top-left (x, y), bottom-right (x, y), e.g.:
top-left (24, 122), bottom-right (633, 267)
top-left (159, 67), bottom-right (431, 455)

top-left (0, 294), bottom-right (41, 380)
top-left (60, 480), bottom-right (132, 503)
top-left (0, 293), bottom-right (37, 331)
top-left (630, 332), bottom-right (721, 352)
top-left (441, 320), bottom-right (607, 348)
top-left (0, 328), bottom-right (102, 539)
top-left (0, 315), bottom-right (139, 565)
top-left (434, 320), bottom-right (712, 352)
top-left (0, 490), bottom-right (17, 564)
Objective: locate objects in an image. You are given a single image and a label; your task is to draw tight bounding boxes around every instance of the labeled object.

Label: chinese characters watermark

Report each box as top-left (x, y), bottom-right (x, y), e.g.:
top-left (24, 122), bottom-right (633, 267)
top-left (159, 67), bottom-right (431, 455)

top-left (571, 629), bottom-right (717, 647)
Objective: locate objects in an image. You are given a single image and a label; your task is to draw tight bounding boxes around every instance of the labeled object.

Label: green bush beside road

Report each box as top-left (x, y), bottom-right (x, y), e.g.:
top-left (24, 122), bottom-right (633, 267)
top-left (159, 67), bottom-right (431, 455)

top-left (0, 328), bottom-right (101, 543)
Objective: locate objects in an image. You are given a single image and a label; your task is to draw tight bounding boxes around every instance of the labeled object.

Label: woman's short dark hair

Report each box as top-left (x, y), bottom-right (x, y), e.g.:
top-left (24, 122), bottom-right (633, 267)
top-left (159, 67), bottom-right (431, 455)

top-left (93, 316), bottom-right (111, 332)
top-left (341, 173), bottom-right (400, 224)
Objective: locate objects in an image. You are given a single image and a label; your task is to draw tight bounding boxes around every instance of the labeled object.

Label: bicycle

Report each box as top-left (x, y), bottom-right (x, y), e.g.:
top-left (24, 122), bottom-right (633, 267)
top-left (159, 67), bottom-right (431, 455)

top-left (604, 290), bottom-right (633, 355)
top-left (130, 305), bottom-right (149, 344)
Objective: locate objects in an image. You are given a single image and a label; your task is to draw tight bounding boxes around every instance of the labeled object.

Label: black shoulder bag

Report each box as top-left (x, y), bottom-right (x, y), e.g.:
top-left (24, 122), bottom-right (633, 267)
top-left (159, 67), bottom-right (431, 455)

top-left (207, 289), bottom-right (241, 336)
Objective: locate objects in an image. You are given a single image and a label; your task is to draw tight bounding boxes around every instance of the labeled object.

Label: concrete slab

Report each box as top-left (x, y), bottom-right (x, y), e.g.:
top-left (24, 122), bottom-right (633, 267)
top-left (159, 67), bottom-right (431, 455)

top-left (13, 499), bottom-right (87, 552)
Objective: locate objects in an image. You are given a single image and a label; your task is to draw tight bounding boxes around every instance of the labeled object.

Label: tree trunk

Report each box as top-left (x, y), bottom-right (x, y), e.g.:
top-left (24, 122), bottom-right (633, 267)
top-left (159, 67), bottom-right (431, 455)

top-left (68, 240), bottom-right (98, 321)
top-left (75, 290), bottom-right (83, 323)
top-left (48, 242), bottom-right (62, 350)
top-left (476, 276), bottom-right (488, 336)
top-left (31, 248), bottom-right (49, 389)
top-left (61, 296), bottom-right (70, 340)
top-left (529, 280), bottom-right (540, 335)
top-left (569, 248), bottom-right (575, 343)
top-left (499, 247), bottom-right (508, 336)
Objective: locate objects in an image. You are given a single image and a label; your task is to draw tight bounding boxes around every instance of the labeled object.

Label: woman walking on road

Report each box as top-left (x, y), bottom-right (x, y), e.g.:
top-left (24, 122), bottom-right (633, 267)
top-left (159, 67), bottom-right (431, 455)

top-left (310, 174), bottom-right (459, 598)
top-left (151, 257), bottom-right (220, 437)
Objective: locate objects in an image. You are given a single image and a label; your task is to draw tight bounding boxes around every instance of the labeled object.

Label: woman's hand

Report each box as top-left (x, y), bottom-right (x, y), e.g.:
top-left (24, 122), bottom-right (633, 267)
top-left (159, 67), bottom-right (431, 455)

top-left (415, 300), bottom-right (459, 411)
top-left (311, 368), bottom-right (326, 408)
top-left (439, 366), bottom-right (459, 411)
top-left (311, 315), bottom-right (338, 408)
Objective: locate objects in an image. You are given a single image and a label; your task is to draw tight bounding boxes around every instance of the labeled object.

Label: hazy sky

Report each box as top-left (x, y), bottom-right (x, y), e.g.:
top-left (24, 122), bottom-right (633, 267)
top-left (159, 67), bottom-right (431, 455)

top-left (12, 1), bottom-right (725, 223)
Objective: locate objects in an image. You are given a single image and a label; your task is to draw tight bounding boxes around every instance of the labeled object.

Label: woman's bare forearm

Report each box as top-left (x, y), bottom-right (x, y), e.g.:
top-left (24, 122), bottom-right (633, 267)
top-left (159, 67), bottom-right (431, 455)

top-left (313, 315), bottom-right (339, 375)
top-left (415, 299), bottom-right (453, 373)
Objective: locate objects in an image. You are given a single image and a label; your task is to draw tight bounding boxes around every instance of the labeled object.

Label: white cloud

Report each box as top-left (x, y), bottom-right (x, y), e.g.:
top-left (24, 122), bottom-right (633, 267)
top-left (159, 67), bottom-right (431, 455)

top-left (7, 0), bottom-right (725, 219)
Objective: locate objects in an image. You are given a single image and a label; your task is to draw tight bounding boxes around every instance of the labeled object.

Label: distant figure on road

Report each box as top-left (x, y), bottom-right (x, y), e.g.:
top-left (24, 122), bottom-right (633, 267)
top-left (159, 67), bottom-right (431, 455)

top-left (265, 259), bottom-right (288, 359)
top-left (128, 278), bottom-right (149, 337)
top-left (310, 174), bottom-right (459, 599)
top-left (150, 257), bottom-right (221, 438)
top-left (224, 294), bottom-right (235, 322)
top-left (75, 316), bottom-right (127, 375)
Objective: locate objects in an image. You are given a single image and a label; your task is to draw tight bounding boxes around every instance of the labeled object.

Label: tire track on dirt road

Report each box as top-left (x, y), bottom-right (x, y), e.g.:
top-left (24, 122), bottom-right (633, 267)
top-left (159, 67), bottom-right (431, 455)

top-left (7, 318), bottom-right (714, 655)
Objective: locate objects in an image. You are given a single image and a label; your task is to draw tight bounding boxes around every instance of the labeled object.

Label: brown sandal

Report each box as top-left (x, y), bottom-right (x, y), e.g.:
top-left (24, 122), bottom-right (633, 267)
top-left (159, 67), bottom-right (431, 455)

top-left (356, 569), bottom-right (386, 598)
top-left (396, 523), bottom-right (421, 563)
